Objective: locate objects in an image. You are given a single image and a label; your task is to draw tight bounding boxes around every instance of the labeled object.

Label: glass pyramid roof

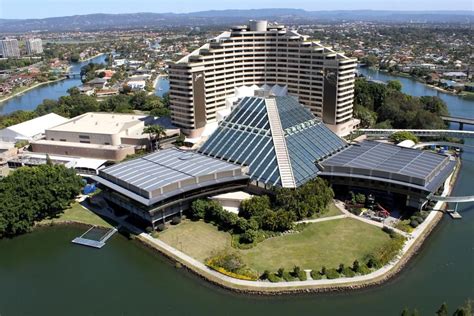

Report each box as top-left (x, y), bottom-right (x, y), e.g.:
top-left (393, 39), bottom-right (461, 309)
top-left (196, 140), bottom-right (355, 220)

top-left (199, 96), bottom-right (347, 187)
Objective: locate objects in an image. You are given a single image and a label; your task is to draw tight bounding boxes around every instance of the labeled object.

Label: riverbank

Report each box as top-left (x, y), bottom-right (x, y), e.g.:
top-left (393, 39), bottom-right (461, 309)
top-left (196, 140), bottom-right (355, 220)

top-left (362, 67), bottom-right (464, 96)
top-left (129, 164), bottom-right (459, 295)
top-left (0, 77), bottom-right (67, 104)
top-left (78, 53), bottom-right (105, 63)
top-left (35, 154), bottom-right (458, 296)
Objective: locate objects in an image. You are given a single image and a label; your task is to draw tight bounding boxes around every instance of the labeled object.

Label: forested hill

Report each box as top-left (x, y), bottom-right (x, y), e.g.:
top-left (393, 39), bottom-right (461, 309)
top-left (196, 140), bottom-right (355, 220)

top-left (0, 10), bottom-right (472, 33)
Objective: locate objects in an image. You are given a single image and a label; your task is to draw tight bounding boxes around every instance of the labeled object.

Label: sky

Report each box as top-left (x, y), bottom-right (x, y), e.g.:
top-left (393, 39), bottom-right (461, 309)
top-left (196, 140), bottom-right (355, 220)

top-left (0, 0), bottom-right (472, 19)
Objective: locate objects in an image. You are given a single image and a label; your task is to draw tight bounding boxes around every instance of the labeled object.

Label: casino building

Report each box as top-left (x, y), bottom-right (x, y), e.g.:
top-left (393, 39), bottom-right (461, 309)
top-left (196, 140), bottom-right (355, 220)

top-left (94, 96), bottom-right (456, 226)
top-left (169, 20), bottom-right (358, 137)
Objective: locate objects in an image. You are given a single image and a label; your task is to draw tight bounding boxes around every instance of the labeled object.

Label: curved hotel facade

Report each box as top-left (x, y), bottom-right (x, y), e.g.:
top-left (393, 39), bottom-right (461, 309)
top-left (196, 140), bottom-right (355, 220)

top-left (169, 20), bottom-right (358, 137)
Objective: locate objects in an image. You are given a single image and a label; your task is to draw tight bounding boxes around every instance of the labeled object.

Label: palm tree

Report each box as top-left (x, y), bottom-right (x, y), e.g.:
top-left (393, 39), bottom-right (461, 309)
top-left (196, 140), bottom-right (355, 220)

top-left (142, 125), bottom-right (166, 151)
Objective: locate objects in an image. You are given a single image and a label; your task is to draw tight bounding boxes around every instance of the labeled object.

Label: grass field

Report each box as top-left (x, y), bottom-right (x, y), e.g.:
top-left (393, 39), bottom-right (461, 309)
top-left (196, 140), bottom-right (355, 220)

top-left (313, 202), bottom-right (342, 219)
top-left (39, 202), bottom-right (113, 228)
top-left (157, 220), bottom-right (232, 262)
top-left (241, 218), bottom-right (390, 273)
top-left (156, 217), bottom-right (391, 273)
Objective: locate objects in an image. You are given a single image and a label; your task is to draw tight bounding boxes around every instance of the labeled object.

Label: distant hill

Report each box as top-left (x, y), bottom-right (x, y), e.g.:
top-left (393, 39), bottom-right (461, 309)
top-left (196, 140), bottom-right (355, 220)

top-left (0, 9), bottom-right (472, 33)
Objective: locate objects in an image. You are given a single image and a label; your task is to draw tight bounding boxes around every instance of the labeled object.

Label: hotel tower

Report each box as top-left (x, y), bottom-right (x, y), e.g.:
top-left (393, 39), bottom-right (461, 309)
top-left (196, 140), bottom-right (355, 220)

top-left (169, 20), bottom-right (358, 137)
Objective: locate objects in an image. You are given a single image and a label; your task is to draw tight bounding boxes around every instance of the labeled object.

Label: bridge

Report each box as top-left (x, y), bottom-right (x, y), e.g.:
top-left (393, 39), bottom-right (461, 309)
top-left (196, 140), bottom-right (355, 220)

top-left (427, 194), bottom-right (474, 203)
top-left (441, 116), bottom-right (474, 130)
top-left (65, 72), bottom-right (81, 79)
top-left (357, 129), bottom-right (474, 138)
top-left (413, 142), bottom-right (474, 150)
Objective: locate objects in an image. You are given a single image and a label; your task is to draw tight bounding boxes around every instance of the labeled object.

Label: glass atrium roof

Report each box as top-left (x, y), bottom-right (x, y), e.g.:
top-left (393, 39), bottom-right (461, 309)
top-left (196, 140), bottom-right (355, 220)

top-left (199, 96), bottom-right (347, 187)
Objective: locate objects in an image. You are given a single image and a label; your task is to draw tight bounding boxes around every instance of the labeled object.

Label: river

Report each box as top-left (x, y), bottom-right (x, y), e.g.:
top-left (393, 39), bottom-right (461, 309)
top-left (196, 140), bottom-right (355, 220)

top-left (358, 68), bottom-right (474, 130)
top-left (0, 68), bottom-right (472, 316)
top-left (0, 54), bottom-right (107, 115)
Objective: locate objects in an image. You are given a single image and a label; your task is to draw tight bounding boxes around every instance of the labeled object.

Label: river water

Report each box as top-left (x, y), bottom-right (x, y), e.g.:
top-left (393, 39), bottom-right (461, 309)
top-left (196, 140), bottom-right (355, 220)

top-left (0, 55), bottom-right (107, 115)
top-left (0, 68), bottom-right (472, 316)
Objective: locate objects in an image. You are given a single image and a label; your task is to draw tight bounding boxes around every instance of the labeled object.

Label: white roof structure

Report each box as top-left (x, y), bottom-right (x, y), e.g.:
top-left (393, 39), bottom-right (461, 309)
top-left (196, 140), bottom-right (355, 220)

top-left (397, 140), bottom-right (416, 148)
top-left (48, 112), bottom-right (147, 135)
top-left (0, 113), bottom-right (68, 143)
top-left (9, 153), bottom-right (107, 175)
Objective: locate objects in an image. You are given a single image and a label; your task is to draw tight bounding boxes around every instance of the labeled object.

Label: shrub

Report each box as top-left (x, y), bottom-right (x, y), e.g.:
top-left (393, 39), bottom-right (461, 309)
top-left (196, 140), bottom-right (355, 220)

top-left (260, 270), bottom-right (270, 280)
top-left (297, 270), bottom-right (307, 281)
top-left (352, 260), bottom-right (360, 273)
top-left (355, 193), bottom-right (366, 204)
top-left (338, 263), bottom-right (345, 273)
top-left (145, 226), bottom-right (154, 233)
top-left (239, 195), bottom-right (271, 219)
top-left (204, 200), bottom-right (225, 222)
top-left (342, 267), bottom-right (356, 277)
top-left (282, 271), bottom-right (295, 282)
top-left (239, 229), bottom-right (258, 244)
top-left (325, 268), bottom-right (340, 279)
top-left (205, 252), bottom-right (258, 280)
top-left (358, 264), bottom-right (371, 275)
top-left (277, 267), bottom-right (285, 277)
top-left (268, 273), bottom-right (281, 283)
top-left (310, 270), bottom-right (323, 280)
top-left (190, 199), bottom-right (207, 220)
top-left (412, 216), bottom-right (424, 224)
top-left (293, 266), bottom-right (301, 275)
top-left (410, 220), bottom-right (419, 228)
top-left (321, 266), bottom-right (327, 275)
top-left (156, 223), bottom-right (166, 231)
top-left (365, 254), bottom-right (380, 268)
top-left (171, 216), bottom-right (181, 225)
top-left (235, 217), bottom-right (249, 234)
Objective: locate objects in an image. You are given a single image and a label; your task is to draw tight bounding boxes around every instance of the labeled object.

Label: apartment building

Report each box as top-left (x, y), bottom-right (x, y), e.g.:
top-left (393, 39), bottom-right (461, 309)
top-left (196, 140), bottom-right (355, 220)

top-left (26, 38), bottom-right (43, 55)
top-left (0, 39), bottom-right (20, 58)
top-left (169, 20), bottom-right (358, 137)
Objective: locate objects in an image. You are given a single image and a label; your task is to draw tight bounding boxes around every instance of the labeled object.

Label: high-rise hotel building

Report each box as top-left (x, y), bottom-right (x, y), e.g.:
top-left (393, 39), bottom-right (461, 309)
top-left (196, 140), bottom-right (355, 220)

top-left (26, 38), bottom-right (43, 55)
top-left (169, 20), bottom-right (358, 137)
top-left (0, 38), bottom-right (20, 58)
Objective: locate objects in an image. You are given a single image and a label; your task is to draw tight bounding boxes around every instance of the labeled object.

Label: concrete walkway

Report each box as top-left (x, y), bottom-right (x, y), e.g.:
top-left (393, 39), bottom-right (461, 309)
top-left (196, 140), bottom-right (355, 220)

top-left (297, 214), bottom-right (347, 224)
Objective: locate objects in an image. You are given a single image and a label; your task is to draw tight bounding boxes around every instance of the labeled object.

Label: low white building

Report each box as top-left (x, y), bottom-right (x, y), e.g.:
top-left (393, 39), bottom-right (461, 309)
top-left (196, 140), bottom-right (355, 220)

top-left (127, 79), bottom-right (146, 91)
top-left (0, 113), bottom-right (68, 143)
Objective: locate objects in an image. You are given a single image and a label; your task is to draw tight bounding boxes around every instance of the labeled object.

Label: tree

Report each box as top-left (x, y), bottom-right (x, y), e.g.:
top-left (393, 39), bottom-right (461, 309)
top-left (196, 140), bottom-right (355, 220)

top-left (240, 229), bottom-right (258, 244)
top-left (361, 54), bottom-right (378, 67)
top-left (142, 125), bottom-right (166, 151)
top-left (0, 164), bottom-right (83, 238)
top-left (67, 87), bottom-right (80, 96)
top-left (239, 195), bottom-right (271, 219)
top-left (190, 199), bottom-right (207, 220)
top-left (354, 104), bottom-right (377, 128)
top-left (436, 303), bottom-right (448, 316)
top-left (387, 80), bottom-right (402, 91)
top-left (352, 260), bottom-right (360, 272)
top-left (355, 193), bottom-right (366, 204)
top-left (390, 131), bottom-right (419, 144)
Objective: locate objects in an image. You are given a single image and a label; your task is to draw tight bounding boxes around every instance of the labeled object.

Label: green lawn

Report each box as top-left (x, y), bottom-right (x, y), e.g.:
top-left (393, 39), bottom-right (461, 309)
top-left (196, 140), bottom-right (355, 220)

top-left (241, 218), bottom-right (390, 273)
top-left (156, 220), bottom-right (232, 262)
top-left (39, 202), bottom-right (113, 228)
top-left (315, 202), bottom-right (343, 218)
top-left (156, 218), bottom-right (391, 273)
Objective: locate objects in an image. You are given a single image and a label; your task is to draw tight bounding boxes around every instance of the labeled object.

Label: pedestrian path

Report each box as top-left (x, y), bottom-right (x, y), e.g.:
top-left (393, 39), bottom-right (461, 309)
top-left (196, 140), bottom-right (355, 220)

top-left (297, 214), bottom-right (347, 224)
